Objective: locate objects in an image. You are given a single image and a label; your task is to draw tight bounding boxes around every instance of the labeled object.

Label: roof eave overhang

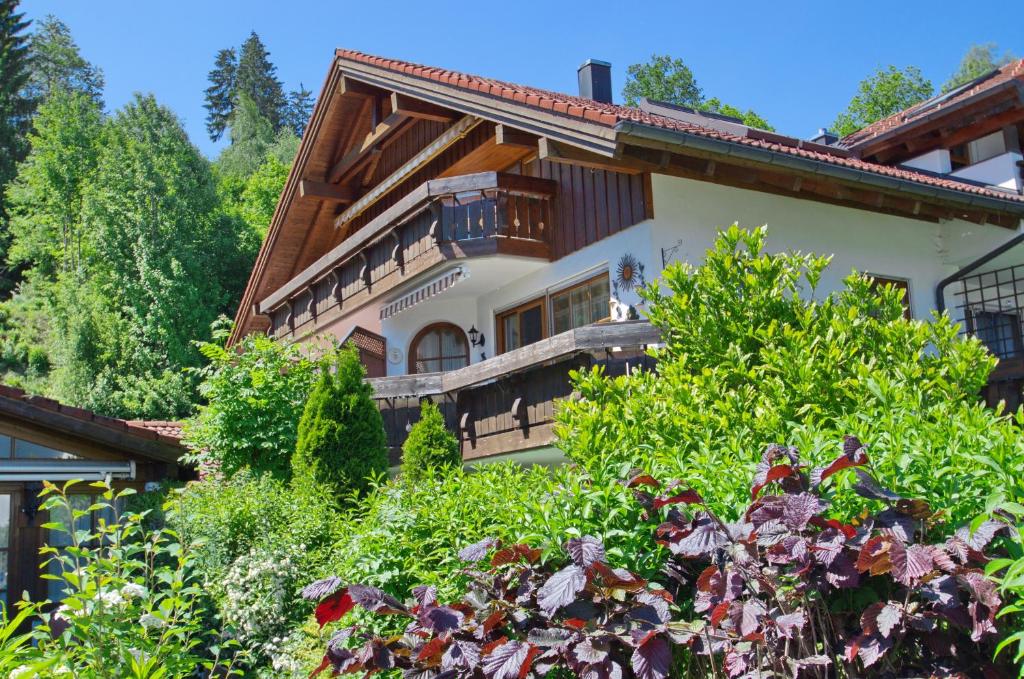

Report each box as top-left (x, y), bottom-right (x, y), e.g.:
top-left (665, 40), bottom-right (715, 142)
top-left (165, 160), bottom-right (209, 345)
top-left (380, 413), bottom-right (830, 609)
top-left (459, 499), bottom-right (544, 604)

top-left (615, 120), bottom-right (1024, 220)
top-left (845, 80), bottom-right (1024, 154)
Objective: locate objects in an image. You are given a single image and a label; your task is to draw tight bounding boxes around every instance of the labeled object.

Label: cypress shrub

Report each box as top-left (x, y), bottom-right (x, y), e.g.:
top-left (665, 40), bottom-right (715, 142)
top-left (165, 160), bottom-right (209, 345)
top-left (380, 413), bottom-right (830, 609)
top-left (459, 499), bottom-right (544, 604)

top-left (401, 400), bottom-right (460, 481)
top-left (291, 346), bottom-right (387, 500)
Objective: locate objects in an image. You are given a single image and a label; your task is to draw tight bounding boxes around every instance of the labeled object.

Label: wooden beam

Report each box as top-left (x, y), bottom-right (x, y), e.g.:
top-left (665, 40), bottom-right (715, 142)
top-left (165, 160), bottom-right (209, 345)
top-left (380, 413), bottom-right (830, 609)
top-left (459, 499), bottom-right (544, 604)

top-left (390, 92), bottom-right (454, 123)
top-left (329, 112), bottom-right (409, 183)
top-left (495, 124), bottom-right (539, 149)
top-left (362, 149), bottom-right (383, 188)
top-left (299, 179), bottom-right (357, 203)
top-left (334, 115), bottom-right (482, 228)
top-left (339, 75), bottom-right (381, 98)
top-left (538, 137), bottom-right (643, 174)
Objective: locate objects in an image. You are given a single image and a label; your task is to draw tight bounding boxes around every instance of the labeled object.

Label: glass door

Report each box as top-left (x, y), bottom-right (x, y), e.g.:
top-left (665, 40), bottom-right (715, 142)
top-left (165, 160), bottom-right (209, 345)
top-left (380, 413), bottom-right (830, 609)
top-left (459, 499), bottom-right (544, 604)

top-left (0, 493), bottom-right (10, 609)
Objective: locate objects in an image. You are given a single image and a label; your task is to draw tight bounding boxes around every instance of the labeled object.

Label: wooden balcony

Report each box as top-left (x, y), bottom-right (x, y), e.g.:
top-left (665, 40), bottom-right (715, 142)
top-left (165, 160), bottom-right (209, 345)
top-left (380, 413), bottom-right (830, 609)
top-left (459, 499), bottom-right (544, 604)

top-left (368, 321), bottom-right (661, 464)
top-left (259, 172), bottom-right (557, 338)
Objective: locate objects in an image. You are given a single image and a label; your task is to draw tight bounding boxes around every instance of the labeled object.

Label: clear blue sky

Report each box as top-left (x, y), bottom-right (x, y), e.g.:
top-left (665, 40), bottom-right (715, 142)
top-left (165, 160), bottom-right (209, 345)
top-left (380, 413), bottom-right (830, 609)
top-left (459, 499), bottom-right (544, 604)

top-left (20, 0), bottom-right (1022, 159)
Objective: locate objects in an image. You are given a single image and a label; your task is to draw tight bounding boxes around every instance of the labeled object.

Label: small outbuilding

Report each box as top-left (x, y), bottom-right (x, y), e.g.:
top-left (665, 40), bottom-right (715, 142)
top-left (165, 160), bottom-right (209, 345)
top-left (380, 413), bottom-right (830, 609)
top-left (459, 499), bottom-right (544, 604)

top-left (0, 385), bottom-right (187, 609)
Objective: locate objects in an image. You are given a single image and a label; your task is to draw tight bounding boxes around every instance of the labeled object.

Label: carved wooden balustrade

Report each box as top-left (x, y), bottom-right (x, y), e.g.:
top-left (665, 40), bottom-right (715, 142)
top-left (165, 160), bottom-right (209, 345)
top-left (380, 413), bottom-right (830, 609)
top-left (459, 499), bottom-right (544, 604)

top-left (367, 321), bottom-right (661, 464)
top-left (260, 172), bottom-right (556, 338)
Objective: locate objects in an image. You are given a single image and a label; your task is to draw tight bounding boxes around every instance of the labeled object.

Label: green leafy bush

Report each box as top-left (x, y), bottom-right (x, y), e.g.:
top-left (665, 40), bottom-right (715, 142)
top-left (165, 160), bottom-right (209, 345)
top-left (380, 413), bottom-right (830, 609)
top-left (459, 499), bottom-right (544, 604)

top-left (291, 346), bottom-right (387, 500)
top-left (401, 399), bottom-right (459, 482)
top-left (183, 320), bottom-right (338, 479)
top-left (557, 225), bottom-right (1024, 526)
top-left (13, 480), bottom-right (243, 678)
top-left (984, 495), bottom-right (1024, 675)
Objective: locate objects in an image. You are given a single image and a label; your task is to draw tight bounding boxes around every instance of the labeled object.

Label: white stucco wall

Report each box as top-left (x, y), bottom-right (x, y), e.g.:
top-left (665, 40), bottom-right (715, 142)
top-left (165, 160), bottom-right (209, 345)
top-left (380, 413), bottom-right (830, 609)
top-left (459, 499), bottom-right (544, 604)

top-left (373, 174), bottom-right (1022, 376)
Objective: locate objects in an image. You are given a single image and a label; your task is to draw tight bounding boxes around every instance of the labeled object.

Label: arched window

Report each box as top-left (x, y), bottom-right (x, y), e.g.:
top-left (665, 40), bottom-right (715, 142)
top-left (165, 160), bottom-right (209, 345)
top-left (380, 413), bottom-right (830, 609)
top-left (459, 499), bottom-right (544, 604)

top-left (409, 323), bottom-right (470, 374)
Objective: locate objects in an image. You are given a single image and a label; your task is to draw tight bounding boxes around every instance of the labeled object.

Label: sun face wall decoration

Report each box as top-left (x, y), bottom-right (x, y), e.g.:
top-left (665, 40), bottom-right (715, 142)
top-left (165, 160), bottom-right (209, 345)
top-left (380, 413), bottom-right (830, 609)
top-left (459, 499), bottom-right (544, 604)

top-left (612, 253), bottom-right (647, 321)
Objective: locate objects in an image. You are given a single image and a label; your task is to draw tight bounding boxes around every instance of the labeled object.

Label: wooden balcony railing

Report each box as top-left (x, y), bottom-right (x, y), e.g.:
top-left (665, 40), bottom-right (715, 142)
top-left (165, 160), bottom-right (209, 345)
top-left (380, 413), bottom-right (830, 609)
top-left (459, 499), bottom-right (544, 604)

top-left (367, 321), bottom-right (661, 463)
top-left (260, 172), bottom-right (557, 338)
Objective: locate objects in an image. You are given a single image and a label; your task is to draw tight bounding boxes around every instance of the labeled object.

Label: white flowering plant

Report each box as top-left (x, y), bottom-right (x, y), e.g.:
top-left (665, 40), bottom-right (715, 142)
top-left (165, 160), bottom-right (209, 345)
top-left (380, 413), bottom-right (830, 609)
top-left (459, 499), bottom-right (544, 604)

top-left (217, 543), bottom-right (305, 664)
top-left (16, 480), bottom-right (246, 678)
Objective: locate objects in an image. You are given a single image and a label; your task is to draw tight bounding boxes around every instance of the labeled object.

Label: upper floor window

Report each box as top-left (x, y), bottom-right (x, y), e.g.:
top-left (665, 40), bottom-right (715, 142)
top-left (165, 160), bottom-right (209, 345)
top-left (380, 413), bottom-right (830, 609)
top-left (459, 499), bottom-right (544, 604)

top-left (409, 323), bottom-right (469, 374)
top-left (498, 300), bottom-right (545, 353)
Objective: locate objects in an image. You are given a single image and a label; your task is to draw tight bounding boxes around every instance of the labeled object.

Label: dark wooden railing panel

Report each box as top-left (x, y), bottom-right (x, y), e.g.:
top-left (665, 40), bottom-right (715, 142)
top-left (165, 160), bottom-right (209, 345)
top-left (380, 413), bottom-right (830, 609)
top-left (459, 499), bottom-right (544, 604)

top-left (266, 172), bottom-right (556, 338)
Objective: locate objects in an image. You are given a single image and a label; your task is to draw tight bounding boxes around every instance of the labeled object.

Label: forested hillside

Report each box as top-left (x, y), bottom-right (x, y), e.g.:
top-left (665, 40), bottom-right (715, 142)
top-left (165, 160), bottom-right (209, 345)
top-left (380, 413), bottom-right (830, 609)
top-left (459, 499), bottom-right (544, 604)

top-left (0, 5), bottom-right (305, 419)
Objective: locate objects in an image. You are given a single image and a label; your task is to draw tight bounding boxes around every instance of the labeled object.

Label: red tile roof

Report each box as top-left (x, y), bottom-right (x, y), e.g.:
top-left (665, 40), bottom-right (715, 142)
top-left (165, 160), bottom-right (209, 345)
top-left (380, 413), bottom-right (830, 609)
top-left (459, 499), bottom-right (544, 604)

top-left (335, 50), bottom-right (1024, 206)
top-left (841, 59), bottom-right (1024, 149)
top-left (0, 383), bottom-right (184, 447)
top-left (127, 420), bottom-right (184, 442)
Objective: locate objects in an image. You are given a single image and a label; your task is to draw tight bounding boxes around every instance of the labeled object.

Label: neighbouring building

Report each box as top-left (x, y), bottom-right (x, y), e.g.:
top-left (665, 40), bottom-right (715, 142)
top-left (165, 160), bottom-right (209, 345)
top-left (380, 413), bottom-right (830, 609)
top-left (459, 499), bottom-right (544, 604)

top-left (230, 52), bottom-right (1024, 464)
top-left (0, 385), bottom-right (186, 610)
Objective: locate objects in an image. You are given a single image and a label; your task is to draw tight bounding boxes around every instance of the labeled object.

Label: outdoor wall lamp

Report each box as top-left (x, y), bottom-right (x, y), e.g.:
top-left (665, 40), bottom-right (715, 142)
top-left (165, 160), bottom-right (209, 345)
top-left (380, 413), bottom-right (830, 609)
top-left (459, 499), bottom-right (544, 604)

top-left (467, 325), bottom-right (485, 348)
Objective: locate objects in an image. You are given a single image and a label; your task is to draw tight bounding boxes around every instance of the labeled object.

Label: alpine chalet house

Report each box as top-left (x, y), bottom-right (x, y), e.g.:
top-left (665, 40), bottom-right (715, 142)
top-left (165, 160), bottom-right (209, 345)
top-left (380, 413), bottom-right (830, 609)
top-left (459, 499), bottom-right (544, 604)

top-left (231, 51), bottom-right (1024, 464)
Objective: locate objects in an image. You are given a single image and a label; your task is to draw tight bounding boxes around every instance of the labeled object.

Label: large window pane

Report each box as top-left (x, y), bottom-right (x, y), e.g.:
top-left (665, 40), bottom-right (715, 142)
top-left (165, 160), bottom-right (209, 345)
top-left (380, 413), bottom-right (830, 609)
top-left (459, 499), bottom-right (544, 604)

top-left (549, 274), bottom-right (611, 337)
top-left (411, 324), bottom-right (469, 374)
top-left (0, 435), bottom-right (10, 458)
top-left (14, 439), bottom-right (80, 460)
top-left (0, 494), bottom-right (9, 609)
top-left (520, 306), bottom-right (543, 346)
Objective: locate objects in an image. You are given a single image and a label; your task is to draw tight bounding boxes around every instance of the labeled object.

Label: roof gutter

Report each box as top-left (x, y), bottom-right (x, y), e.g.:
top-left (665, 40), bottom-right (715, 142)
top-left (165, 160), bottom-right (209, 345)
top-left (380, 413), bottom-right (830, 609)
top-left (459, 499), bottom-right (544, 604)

top-left (934, 230), bottom-right (1024, 312)
top-left (614, 120), bottom-right (1024, 218)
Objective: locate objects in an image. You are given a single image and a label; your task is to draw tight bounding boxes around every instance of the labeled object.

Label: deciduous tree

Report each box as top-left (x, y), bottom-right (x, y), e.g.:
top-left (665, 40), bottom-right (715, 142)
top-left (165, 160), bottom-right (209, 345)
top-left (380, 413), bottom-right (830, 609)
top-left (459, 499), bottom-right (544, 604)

top-left (20, 15), bottom-right (103, 106)
top-left (832, 65), bottom-right (933, 138)
top-left (943, 43), bottom-right (1016, 92)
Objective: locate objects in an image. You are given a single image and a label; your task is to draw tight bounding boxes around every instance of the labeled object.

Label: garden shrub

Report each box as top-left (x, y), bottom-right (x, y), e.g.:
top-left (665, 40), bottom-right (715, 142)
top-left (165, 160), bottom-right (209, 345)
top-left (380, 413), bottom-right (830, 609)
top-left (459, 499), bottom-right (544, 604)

top-left (10, 480), bottom-right (244, 678)
top-left (557, 225), bottom-right (1024, 526)
top-left (183, 319), bottom-right (338, 479)
top-left (303, 438), bottom-right (1011, 678)
top-left (401, 399), bottom-right (460, 482)
top-left (984, 495), bottom-right (1024, 675)
top-left (291, 345), bottom-right (387, 500)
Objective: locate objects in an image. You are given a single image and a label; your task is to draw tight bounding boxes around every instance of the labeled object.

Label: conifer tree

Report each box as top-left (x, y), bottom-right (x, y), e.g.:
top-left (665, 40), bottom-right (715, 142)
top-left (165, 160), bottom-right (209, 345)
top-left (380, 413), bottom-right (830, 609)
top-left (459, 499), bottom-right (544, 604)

top-left (20, 15), bottom-right (103, 106)
top-left (291, 346), bottom-right (387, 500)
top-left (235, 32), bottom-right (285, 132)
top-left (203, 47), bottom-right (236, 141)
top-left (283, 83), bottom-right (314, 137)
top-left (0, 0), bottom-right (32, 293)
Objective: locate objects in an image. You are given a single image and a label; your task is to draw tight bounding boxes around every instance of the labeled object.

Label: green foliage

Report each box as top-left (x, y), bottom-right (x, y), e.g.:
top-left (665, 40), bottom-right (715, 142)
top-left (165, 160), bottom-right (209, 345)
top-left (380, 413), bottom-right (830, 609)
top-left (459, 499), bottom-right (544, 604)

top-left (283, 83), bottom-right (314, 138)
top-left (622, 54), bottom-right (773, 130)
top-left (235, 32), bottom-right (286, 132)
top-left (291, 346), bottom-right (388, 500)
top-left (401, 399), bottom-right (460, 482)
top-left (204, 47), bottom-right (237, 142)
top-left (702, 96), bottom-right (774, 131)
top-left (17, 480), bottom-right (244, 678)
top-left (0, 0), bottom-right (32, 294)
top-left (985, 495), bottom-right (1024, 675)
top-left (556, 225), bottom-right (1024, 527)
top-left (183, 321), bottom-right (335, 478)
top-left (622, 54), bottom-right (702, 108)
top-left (832, 65), bottom-right (934, 137)
top-left (216, 93), bottom-right (277, 178)
top-left (944, 43), bottom-right (1016, 93)
top-left (20, 14), bottom-right (104, 106)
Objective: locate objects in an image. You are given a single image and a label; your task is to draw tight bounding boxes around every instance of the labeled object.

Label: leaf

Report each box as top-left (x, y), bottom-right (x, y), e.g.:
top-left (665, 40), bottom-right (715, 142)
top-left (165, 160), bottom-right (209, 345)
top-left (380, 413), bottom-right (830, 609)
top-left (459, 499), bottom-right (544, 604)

top-left (625, 471), bottom-right (660, 489)
top-left (482, 640), bottom-right (532, 679)
top-left (421, 606), bottom-right (465, 634)
top-left (348, 584), bottom-right (409, 614)
top-left (811, 439), bottom-right (868, 488)
top-left (413, 584), bottom-right (438, 609)
top-left (565, 535), bottom-right (606, 568)
top-left (776, 611), bottom-right (805, 639)
top-left (315, 588), bottom-right (354, 628)
top-left (739, 599), bottom-right (766, 637)
top-left (664, 513), bottom-right (729, 557)
top-left (459, 538), bottom-right (498, 563)
top-left (852, 469), bottom-right (902, 502)
top-left (751, 464), bottom-right (797, 499)
top-left (537, 565), bottom-right (588, 615)
top-left (573, 637), bottom-right (610, 664)
top-left (631, 636), bottom-right (671, 679)
top-left (856, 536), bottom-right (893, 576)
top-left (526, 628), bottom-right (573, 648)
top-left (890, 542), bottom-right (933, 586)
top-left (592, 562), bottom-right (648, 591)
top-left (302, 575), bottom-right (342, 601)
top-left (652, 489), bottom-right (704, 510)
top-left (955, 520), bottom-right (1004, 551)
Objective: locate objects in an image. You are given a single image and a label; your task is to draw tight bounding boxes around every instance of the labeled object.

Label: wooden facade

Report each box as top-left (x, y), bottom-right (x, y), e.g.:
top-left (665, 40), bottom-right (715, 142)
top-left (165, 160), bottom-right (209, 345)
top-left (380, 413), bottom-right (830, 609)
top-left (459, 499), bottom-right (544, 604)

top-left (367, 321), bottom-right (660, 461)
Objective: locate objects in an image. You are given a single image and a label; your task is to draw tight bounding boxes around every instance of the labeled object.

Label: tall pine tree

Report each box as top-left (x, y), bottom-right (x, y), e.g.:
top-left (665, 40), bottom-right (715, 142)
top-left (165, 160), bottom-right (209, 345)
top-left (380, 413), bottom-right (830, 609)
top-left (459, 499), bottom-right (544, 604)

top-left (204, 47), bottom-right (236, 141)
top-left (0, 0), bottom-right (31, 294)
top-left (235, 32), bottom-right (285, 132)
top-left (20, 15), bottom-right (103, 106)
top-left (283, 83), bottom-right (314, 137)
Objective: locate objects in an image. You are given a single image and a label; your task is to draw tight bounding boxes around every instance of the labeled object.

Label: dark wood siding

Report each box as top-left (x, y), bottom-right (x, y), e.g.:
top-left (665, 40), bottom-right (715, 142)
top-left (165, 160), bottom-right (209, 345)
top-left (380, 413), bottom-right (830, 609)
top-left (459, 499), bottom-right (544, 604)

top-left (522, 159), bottom-right (651, 260)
